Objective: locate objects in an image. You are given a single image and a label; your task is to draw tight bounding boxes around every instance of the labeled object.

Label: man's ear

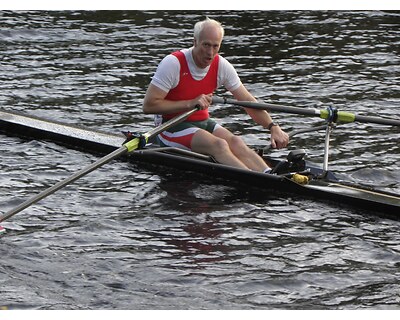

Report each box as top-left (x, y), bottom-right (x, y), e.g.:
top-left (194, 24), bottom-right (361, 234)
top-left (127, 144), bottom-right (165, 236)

top-left (193, 38), bottom-right (197, 47)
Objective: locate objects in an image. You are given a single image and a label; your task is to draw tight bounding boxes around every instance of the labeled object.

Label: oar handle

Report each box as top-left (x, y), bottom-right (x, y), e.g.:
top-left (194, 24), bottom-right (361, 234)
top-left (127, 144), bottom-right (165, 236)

top-left (213, 97), bottom-right (400, 126)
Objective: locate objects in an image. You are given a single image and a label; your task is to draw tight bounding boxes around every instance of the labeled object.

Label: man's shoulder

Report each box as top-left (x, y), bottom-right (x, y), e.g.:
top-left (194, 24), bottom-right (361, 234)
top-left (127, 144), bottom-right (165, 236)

top-left (150, 52), bottom-right (182, 92)
top-left (157, 53), bottom-right (181, 73)
top-left (217, 55), bottom-right (237, 75)
top-left (162, 52), bottom-right (181, 64)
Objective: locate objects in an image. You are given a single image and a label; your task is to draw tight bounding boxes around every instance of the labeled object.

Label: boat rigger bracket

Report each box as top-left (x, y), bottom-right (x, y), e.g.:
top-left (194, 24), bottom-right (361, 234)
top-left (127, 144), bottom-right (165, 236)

top-left (122, 131), bottom-right (147, 149)
top-left (263, 106), bottom-right (338, 178)
top-left (319, 106), bottom-right (340, 177)
top-left (322, 121), bottom-right (334, 174)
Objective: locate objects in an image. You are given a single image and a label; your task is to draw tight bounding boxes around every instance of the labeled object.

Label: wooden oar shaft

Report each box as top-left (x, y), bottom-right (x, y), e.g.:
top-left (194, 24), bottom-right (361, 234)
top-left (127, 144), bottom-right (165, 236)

top-left (213, 97), bottom-right (400, 126)
top-left (0, 107), bottom-right (199, 223)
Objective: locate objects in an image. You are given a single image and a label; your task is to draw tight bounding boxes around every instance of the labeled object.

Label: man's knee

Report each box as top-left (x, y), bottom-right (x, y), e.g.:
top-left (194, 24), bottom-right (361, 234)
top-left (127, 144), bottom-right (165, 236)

top-left (228, 135), bottom-right (247, 151)
top-left (209, 137), bottom-right (231, 154)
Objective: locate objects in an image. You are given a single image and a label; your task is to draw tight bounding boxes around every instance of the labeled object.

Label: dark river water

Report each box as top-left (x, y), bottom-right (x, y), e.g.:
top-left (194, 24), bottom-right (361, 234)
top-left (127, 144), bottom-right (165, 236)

top-left (1, 10), bottom-right (400, 310)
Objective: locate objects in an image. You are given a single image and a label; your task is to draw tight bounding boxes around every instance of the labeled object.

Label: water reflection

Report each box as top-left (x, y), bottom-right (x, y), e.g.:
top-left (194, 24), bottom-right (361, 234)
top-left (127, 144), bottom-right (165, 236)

top-left (153, 179), bottom-right (241, 265)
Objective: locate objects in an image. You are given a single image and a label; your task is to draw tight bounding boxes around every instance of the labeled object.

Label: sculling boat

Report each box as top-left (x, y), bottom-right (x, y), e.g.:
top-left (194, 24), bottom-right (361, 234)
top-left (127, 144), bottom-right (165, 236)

top-left (1, 108), bottom-right (399, 220)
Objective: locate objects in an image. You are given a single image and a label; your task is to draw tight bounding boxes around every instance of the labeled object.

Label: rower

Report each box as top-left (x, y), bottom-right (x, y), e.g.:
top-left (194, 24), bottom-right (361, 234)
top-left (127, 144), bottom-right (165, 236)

top-left (142, 17), bottom-right (289, 173)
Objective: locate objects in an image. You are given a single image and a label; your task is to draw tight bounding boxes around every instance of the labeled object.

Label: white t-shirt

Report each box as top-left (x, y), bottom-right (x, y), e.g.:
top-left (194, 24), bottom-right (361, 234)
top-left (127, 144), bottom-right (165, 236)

top-left (151, 47), bottom-right (242, 93)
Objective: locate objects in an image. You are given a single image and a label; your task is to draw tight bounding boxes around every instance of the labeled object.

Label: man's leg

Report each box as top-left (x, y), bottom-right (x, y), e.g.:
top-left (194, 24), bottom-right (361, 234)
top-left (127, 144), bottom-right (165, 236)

top-left (191, 129), bottom-right (250, 169)
top-left (212, 127), bottom-right (270, 172)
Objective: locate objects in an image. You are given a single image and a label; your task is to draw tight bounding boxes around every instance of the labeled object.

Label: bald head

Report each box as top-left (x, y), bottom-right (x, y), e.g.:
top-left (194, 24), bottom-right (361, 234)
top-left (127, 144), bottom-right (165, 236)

top-left (194, 18), bottom-right (225, 42)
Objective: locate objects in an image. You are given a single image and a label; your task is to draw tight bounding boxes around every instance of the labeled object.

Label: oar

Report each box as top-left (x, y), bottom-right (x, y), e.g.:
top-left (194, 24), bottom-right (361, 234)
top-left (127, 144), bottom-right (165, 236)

top-left (212, 97), bottom-right (400, 126)
top-left (0, 107), bottom-right (199, 224)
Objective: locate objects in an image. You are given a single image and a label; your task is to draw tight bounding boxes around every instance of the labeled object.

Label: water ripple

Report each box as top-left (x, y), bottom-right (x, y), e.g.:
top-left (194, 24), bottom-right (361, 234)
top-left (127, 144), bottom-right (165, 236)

top-left (1, 10), bottom-right (400, 310)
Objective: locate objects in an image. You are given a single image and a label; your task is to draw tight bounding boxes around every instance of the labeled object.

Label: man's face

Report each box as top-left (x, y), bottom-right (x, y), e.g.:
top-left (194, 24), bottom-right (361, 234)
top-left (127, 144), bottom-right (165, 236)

top-left (193, 25), bottom-right (222, 69)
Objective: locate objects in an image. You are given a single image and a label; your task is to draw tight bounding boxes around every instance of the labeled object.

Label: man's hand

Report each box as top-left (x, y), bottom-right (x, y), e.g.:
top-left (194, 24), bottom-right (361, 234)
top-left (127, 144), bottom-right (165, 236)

top-left (270, 126), bottom-right (289, 149)
top-left (190, 94), bottom-right (212, 110)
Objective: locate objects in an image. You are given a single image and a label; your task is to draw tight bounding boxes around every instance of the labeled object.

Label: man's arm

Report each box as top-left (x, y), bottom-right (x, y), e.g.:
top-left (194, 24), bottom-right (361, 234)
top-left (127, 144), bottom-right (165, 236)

top-left (231, 84), bottom-right (273, 128)
top-left (143, 84), bottom-right (212, 114)
top-left (230, 84), bottom-right (289, 149)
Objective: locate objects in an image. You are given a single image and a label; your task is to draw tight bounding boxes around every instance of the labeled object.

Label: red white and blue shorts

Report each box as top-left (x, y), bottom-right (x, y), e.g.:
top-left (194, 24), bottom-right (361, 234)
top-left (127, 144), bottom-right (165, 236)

top-left (157, 118), bottom-right (221, 150)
